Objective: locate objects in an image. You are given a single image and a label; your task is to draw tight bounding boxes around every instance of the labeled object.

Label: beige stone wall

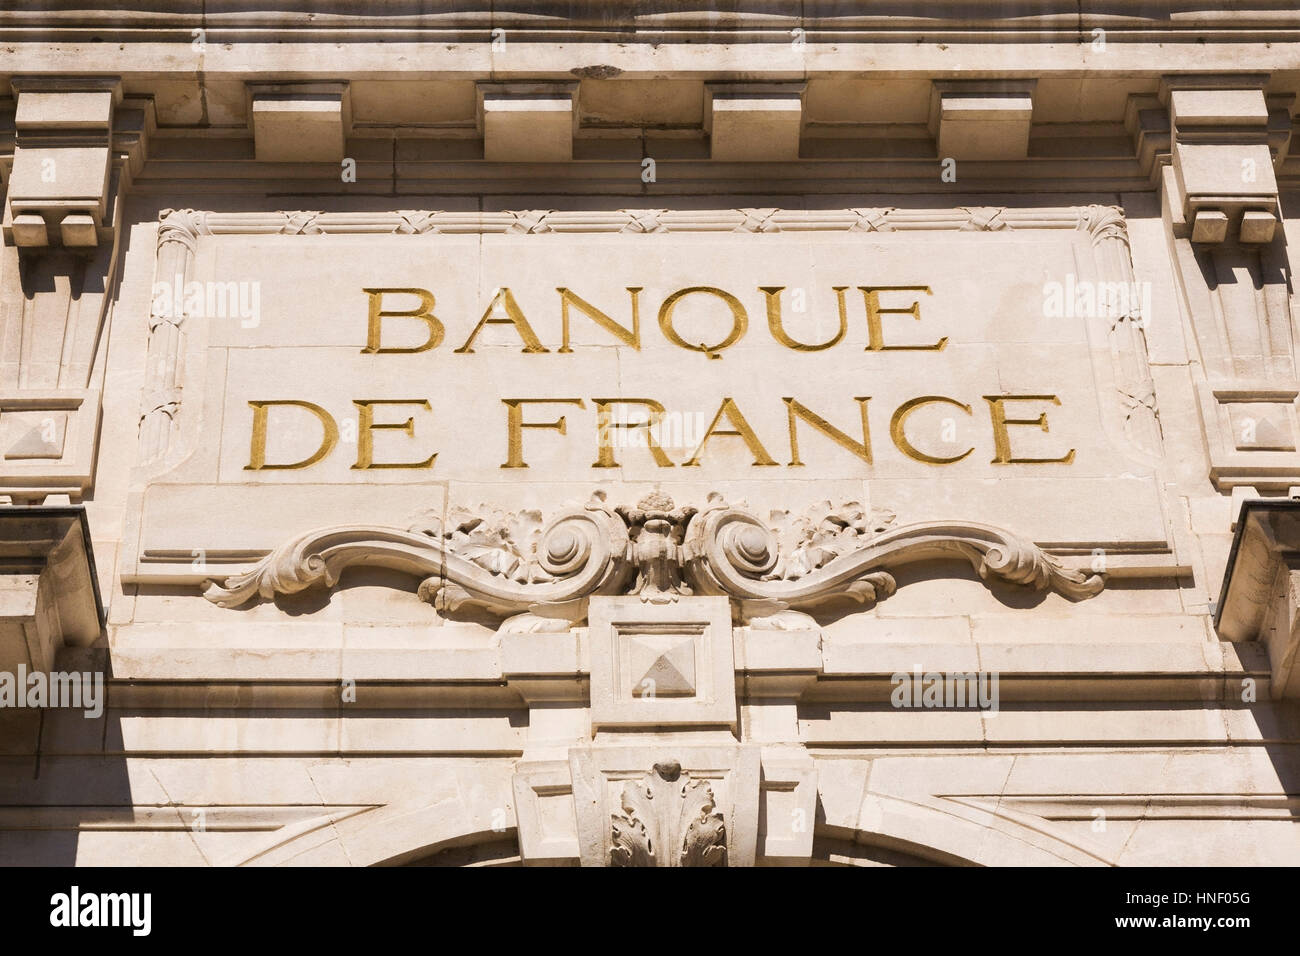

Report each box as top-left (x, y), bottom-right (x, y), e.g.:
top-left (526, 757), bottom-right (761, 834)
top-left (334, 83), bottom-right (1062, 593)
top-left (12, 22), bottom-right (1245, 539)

top-left (1, 4), bottom-right (1299, 866)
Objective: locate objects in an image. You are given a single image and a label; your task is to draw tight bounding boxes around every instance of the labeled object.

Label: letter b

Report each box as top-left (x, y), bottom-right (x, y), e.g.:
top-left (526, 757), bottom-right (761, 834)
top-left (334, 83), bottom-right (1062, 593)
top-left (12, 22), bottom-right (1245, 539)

top-left (361, 288), bottom-right (444, 353)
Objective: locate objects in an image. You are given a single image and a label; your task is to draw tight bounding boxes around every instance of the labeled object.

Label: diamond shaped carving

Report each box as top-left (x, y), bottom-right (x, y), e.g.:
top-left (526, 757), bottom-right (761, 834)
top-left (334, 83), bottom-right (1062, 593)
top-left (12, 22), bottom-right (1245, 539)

top-left (3, 411), bottom-right (67, 460)
top-left (625, 630), bottom-right (697, 698)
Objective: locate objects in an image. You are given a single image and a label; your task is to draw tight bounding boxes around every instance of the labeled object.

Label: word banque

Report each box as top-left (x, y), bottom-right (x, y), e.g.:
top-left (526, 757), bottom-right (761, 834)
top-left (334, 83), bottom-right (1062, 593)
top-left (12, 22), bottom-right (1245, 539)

top-left (0, 665), bottom-right (103, 718)
top-left (242, 285), bottom-right (1078, 472)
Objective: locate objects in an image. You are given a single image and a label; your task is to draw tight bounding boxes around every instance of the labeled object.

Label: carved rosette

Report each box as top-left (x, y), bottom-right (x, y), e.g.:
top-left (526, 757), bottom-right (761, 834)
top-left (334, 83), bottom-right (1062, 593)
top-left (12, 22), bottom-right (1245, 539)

top-left (203, 491), bottom-right (1105, 619)
top-left (609, 761), bottom-right (726, 868)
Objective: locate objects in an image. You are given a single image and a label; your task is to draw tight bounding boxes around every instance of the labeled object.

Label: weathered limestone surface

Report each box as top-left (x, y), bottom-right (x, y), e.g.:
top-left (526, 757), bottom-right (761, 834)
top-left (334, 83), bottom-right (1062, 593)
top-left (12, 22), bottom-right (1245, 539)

top-left (0, 3), bottom-right (1299, 866)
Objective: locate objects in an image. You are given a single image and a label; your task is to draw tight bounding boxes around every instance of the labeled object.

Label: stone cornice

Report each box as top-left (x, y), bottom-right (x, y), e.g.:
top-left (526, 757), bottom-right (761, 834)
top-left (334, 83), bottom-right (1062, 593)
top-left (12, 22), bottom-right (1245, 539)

top-left (4, 5), bottom-right (1300, 87)
top-left (6, 2), bottom-right (1300, 39)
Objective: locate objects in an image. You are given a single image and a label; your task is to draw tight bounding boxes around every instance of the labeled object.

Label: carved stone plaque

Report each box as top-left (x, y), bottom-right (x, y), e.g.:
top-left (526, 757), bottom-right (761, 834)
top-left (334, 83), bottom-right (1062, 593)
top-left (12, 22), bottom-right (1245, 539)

top-left (122, 207), bottom-right (1171, 594)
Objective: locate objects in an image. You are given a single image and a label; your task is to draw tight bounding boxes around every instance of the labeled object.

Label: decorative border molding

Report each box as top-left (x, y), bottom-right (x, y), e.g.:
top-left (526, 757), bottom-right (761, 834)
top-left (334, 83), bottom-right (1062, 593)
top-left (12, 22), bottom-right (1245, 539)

top-left (155, 205), bottom-right (1115, 239)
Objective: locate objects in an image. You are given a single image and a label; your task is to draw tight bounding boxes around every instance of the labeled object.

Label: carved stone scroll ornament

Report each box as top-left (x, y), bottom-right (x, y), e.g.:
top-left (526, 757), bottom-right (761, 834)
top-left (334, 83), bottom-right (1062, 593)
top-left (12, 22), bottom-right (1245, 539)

top-left (203, 492), bottom-right (634, 618)
top-left (202, 492), bottom-right (1105, 619)
top-left (609, 761), bottom-right (726, 868)
top-left (683, 495), bottom-right (1104, 623)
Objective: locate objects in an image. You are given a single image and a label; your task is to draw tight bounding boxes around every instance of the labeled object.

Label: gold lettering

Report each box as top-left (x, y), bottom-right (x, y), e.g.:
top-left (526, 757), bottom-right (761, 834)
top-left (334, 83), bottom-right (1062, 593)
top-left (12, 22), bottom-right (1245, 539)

top-left (558, 287), bottom-right (642, 352)
top-left (501, 398), bottom-right (585, 468)
top-left (591, 398), bottom-right (675, 468)
top-left (860, 286), bottom-right (944, 351)
top-left (361, 288), bottom-right (444, 354)
top-left (456, 288), bottom-right (549, 354)
top-left (245, 400), bottom-right (339, 470)
top-left (351, 399), bottom-right (437, 470)
top-left (890, 396), bottom-right (973, 464)
top-left (785, 397), bottom-right (872, 466)
top-left (683, 397), bottom-right (777, 467)
top-left (657, 286), bottom-right (748, 359)
top-left (984, 395), bottom-right (1075, 464)
top-left (761, 287), bottom-right (849, 351)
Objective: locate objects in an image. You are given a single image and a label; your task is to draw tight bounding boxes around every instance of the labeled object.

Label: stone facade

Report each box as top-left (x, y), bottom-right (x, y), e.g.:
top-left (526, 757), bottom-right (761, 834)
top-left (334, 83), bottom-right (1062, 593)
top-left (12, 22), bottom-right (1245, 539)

top-left (1, 3), bottom-right (1299, 867)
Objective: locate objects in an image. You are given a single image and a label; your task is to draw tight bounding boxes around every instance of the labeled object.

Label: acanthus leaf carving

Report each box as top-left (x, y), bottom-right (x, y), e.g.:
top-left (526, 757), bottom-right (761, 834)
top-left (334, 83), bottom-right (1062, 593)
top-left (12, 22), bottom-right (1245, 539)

top-left (1081, 203), bottom-right (1130, 249)
top-left (679, 779), bottom-right (727, 867)
top-left (609, 776), bottom-right (655, 867)
top-left (763, 499), bottom-right (896, 581)
top-left (609, 761), bottom-right (726, 868)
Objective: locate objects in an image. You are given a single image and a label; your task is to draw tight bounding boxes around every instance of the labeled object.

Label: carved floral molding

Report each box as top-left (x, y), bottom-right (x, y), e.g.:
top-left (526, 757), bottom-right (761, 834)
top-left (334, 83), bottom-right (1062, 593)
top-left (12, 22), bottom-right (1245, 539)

top-left (202, 491), bottom-right (1105, 624)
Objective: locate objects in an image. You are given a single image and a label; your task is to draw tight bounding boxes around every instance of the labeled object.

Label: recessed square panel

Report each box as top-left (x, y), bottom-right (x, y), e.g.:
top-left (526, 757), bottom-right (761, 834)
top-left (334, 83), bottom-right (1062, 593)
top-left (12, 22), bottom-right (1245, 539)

top-left (1227, 402), bottom-right (1296, 452)
top-left (2, 410), bottom-right (67, 460)
top-left (589, 596), bottom-right (735, 729)
top-left (622, 627), bottom-right (698, 698)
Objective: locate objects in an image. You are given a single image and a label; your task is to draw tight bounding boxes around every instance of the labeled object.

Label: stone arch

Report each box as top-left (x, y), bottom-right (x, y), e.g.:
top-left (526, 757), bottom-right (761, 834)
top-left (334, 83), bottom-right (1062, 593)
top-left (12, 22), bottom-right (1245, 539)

top-left (818, 791), bottom-right (1117, 867)
top-left (225, 797), bottom-right (519, 867)
top-left (226, 781), bottom-right (1117, 867)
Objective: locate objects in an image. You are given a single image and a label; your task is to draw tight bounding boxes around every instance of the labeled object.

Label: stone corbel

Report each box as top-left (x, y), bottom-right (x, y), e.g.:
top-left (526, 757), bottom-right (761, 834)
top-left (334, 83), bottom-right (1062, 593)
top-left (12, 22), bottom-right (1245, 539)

top-left (1216, 499), bottom-right (1300, 698)
top-left (928, 80), bottom-right (1036, 162)
top-left (0, 506), bottom-right (104, 679)
top-left (4, 77), bottom-right (121, 249)
top-left (1163, 75), bottom-right (1278, 244)
top-left (477, 82), bottom-right (578, 162)
top-left (1160, 76), bottom-right (1300, 491)
top-left (248, 82), bottom-right (351, 163)
top-left (0, 77), bottom-right (150, 503)
top-left (704, 83), bottom-right (806, 162)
